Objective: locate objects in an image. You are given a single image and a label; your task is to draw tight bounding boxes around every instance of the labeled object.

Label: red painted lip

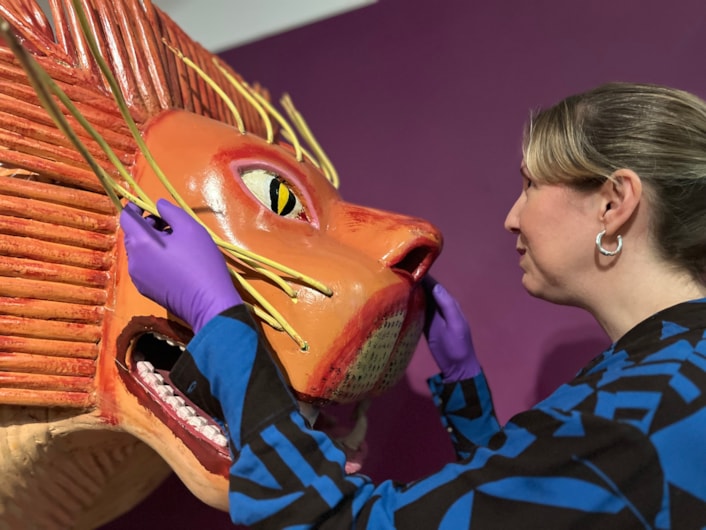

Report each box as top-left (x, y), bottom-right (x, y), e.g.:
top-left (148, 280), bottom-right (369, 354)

top-left (516, 247), bottom-right (526, 255)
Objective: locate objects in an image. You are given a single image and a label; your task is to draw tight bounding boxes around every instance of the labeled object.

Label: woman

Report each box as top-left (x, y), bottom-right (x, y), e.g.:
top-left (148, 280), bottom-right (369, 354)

top-left (121, 82), bottom-right (706, 528)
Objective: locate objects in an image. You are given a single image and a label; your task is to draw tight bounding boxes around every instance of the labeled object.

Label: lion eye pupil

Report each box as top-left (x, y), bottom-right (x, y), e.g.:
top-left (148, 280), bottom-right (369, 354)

top-left (270, 178), bottom-right (296, 216)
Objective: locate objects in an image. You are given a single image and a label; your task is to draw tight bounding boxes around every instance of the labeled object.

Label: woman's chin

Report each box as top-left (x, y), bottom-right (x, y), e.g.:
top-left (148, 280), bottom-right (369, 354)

top-left (520, 275), bottom-right (555, 303)
top-left (520, 274), bottom-right (540, 297)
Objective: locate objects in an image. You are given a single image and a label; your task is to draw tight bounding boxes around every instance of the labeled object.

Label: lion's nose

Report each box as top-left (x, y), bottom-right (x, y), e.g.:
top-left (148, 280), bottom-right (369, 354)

top-left (328, 202), bottom-right (443, 282)
top-left (386, 236), bottom-right (441, 282)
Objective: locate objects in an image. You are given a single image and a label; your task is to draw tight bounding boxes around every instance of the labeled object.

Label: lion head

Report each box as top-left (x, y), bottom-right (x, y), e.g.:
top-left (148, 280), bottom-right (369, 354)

top-left (0, 1), bottom-right (442, 527)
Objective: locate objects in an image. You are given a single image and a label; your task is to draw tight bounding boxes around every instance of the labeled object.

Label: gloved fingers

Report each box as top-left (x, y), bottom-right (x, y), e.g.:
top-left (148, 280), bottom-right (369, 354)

top-left (430, 282), bottom-right (472, 339)
top-left (421, 274), bottom-right (439, 293)
top-left (423, 275), bottom-right (462, 319)
top-left (123, 201), bottom-right (144, 216)
top-left (422, 274), bottom-right (443, 334)
top-left (121, 201), bottom-right (167, 232)
top-left (426, 282), bottom-right (453, 327)
top-left (142, 213), bottom-right (163, 230)
top-left (431, 283), bottom-right (458, 318)
top-left (155, 199), bottom-right (227, 267)
top-left (119, 201), bottom-right (151, 239)
top-left (120, 201), bottom-right (169, 251)
top-left (155, 197), bottom-right (180, 221)
top-left (155, 198), bottom-right (203, 236)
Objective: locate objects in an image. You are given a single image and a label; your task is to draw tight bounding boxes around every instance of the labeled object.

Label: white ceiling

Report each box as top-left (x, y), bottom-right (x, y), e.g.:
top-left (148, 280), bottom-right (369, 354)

top-left (35, 0), bottom-right (376, 52)
top-left (154, 0), bottom-right (376, 51)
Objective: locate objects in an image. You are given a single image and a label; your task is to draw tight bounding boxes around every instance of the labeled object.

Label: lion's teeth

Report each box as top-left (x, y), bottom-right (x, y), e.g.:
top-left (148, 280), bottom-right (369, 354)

top-left (135, 359), bottom-right (228, 449)
top-left (199, 425), bottom-right (228, 447)
top-left (187, 416), bottom-right (208, 428)
top-left (142, 372), bottom-right (162, 386)
top-left (177, 406), bottom-right (195, 420)
top-left (156, 385), bottom-right (174, 398)
top-left (137, 361), bottom-right (154, 374)
top-left (165, 395), bottom-right (185, 408)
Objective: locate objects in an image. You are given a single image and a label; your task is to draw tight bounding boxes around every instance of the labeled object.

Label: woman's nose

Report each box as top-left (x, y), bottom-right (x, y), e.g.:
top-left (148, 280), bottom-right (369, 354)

top-left (504, 196), bottom-right (522, 234)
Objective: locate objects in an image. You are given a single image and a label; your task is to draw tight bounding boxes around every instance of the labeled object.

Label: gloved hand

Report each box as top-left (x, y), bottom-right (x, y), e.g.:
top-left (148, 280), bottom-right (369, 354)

top-left (423, 276), bottom-right (481, 383)
top-left (120, 199), bottom-right (242, 334)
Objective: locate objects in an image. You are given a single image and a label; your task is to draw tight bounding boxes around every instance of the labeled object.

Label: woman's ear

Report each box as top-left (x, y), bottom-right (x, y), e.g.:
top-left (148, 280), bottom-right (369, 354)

top-left (598, 168), bottom-right (642, 234)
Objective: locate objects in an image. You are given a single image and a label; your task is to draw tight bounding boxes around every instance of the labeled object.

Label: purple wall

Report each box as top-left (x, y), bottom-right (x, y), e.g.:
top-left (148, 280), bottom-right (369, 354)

top-left (104, 0), bottom-right (706, 527)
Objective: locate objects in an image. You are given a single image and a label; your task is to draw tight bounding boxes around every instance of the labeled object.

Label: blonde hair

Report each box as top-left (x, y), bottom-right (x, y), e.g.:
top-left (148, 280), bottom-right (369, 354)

top-left (523, 82), bottom-right (706, 280)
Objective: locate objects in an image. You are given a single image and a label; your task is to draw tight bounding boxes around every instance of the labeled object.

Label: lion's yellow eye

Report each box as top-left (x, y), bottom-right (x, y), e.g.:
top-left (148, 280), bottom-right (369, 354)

top-left (240, 168), bottom-right (306, 219)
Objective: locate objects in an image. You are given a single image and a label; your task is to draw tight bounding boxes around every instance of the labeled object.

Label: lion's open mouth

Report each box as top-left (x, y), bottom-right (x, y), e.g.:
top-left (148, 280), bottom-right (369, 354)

top-left (116, 317), bottom-right (232, 474)
top-left (132, 332), bottom-right (229, 447)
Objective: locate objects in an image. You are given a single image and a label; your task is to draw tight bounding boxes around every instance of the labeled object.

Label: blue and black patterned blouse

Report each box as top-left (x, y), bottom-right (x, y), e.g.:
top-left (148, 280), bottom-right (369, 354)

top-left (178, 299), bottom-right (706, 528)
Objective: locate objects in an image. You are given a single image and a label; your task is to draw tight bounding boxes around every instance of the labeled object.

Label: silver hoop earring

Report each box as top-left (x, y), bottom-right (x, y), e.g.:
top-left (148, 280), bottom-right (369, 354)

top-left (595, 229), bottom-right (622, 256)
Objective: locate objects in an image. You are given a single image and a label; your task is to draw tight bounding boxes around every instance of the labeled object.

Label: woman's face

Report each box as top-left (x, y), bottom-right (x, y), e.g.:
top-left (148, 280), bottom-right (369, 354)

top-left (504, 164), bottom-right (602, 305)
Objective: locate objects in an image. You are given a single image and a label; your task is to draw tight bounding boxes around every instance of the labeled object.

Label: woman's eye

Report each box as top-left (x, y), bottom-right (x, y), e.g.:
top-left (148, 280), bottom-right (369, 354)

top-left (240, 168), bottom-right (306, 220)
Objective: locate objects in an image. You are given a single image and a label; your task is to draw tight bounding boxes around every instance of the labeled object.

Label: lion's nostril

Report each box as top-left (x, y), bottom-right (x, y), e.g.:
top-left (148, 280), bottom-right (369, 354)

top-left (390, 244), bottom-right (437, 282)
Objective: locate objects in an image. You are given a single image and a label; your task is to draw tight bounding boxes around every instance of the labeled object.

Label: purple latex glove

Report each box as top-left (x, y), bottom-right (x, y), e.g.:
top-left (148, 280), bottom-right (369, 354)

top-left (423, 276), bottom-right (481, 383)
top-left (120, 199), bottom-right (242, 334)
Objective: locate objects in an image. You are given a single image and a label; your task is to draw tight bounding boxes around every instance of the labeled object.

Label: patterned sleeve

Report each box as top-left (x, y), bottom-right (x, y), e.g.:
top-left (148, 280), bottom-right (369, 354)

top-left (428, 372), bottom-right (502, 459)
top-left (184, 307), bottom-right (664, 529)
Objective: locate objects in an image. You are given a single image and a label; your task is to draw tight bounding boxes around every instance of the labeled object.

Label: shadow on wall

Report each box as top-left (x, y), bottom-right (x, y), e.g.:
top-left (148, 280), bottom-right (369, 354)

top-left (533, 331), bottom-right (610, 404)
top-left (346, 370), bottom-right (457, 483)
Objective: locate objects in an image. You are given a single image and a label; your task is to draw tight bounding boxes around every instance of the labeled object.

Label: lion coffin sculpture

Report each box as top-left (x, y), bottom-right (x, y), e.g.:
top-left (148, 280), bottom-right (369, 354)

top-left (0, 1), bottom-right (442, 528)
